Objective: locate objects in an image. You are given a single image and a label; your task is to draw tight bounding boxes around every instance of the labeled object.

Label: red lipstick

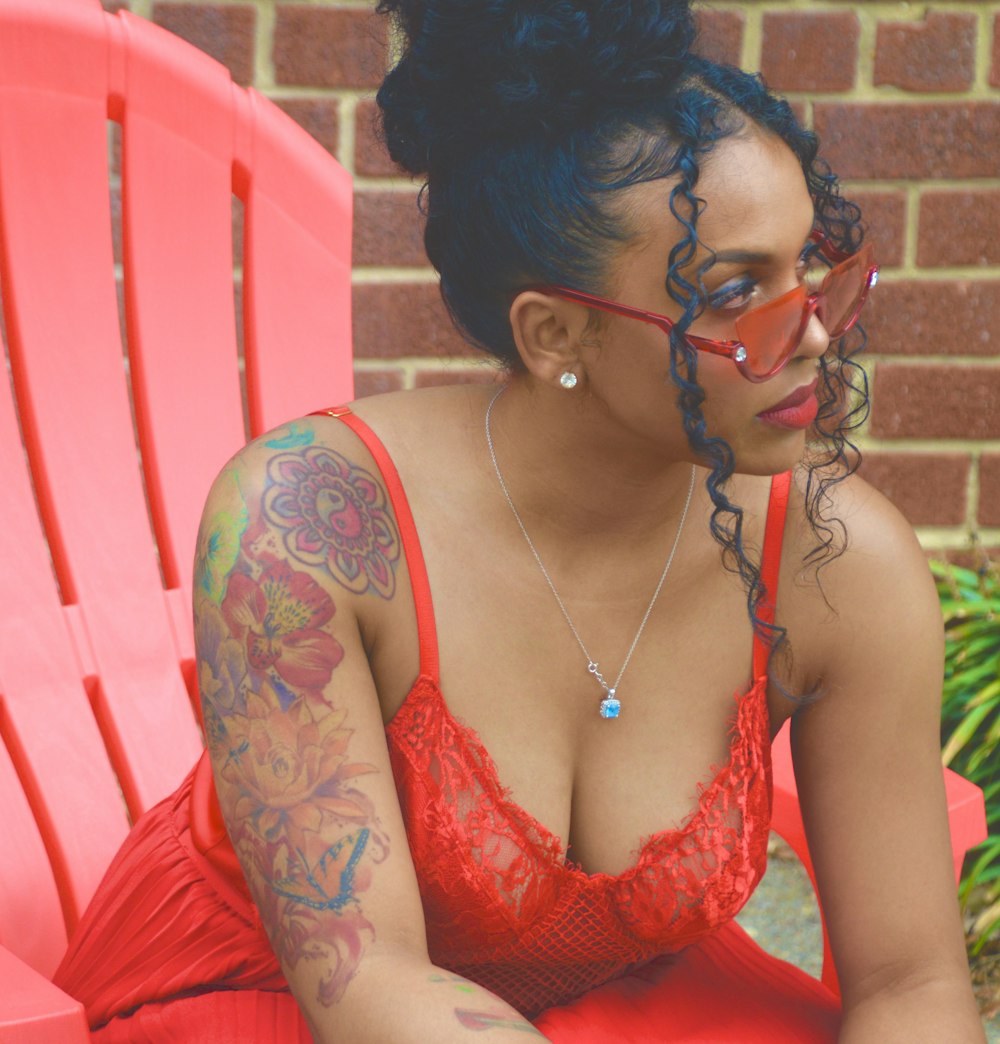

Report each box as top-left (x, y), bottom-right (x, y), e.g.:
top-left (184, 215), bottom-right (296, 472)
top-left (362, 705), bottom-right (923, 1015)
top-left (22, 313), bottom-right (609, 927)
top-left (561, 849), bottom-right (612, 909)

top-left (757, 379), bottom-right (819, 430)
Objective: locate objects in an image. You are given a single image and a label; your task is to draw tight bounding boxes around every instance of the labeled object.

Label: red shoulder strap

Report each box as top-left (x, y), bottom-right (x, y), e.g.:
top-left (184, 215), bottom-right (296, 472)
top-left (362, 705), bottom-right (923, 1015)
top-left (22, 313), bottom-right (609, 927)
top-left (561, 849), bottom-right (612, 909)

top-left (753, 470), bottom-right (792, 679)
top-left (310, 407), bottom-right (440, 684)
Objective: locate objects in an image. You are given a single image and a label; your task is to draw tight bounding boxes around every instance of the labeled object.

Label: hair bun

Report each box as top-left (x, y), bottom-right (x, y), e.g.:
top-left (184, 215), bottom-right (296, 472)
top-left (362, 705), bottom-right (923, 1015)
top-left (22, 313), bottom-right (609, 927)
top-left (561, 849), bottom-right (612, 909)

top-left (376, 0), bottom-right (696, 175)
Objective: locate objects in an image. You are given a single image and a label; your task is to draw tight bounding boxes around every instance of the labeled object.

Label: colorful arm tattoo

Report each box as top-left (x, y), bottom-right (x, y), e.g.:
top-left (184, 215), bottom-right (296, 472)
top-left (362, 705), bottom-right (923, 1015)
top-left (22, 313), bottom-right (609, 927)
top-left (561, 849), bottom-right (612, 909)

top-left (455, 1010), bottom-right (545, 1035)
top-left (195, 436), bottom-right (397, 1007)
top-left (262, 445), bottom-right (401, 598)
top-left (429, 974), bottom-right (544, 1036)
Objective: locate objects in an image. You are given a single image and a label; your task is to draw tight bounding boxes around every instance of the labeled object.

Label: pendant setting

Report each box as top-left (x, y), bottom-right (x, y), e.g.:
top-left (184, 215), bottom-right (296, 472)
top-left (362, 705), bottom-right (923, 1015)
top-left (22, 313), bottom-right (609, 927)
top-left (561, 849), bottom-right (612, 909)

top-left (599, 689), bottom-right (621, 719)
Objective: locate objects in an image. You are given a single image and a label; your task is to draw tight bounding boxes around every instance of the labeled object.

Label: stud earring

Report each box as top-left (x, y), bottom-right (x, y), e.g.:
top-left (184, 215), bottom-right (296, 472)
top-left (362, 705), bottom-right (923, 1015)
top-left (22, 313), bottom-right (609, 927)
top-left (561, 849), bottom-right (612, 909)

top-left (559, 371), bottom-right (578, 390)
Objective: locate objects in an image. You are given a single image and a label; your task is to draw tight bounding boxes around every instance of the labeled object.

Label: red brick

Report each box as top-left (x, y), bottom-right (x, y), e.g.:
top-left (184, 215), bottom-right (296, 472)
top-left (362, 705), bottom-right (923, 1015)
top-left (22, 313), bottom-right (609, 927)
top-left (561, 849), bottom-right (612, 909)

top-left (859, 452), bottom-right (969, 526)
top-left (874, 12), bottom-right (976, 93)
top-left (353, 191), bottom-right (427, 268)
top-left (992, 16), bottom-right (1000, 88)
top-left (849, 190), bottom-right (906, 270)
top-left (788, 100), bottom-right (807, 126)
top-left (760, 12), bottom-right (859, 92)
top-left (270, 98), bottom-right (339, 157)
top-left (870, 365), bottom-right (1000, 440)
top-left (355, 99), bottom-right (400, 177)
top-left (414, 368), bottom-right (503, 388)
top-left (815, 103), bottom-right (1000, 180)
top-left (152, 3), bottom-right (256, 88)
top-left (918, 191), bottom-right (1000, 268)
top-left (352, 368), bottom-right (405, 398)
top-left (352, 283), bottom-right (477, 359)
top-left (979, 454), bottom-right (1000, 526)
top-left (863, 281), bottom-right (1000, 357)
top-left (273, 7), bottom-right (388, 89)
top-left (694, 10), bottom-right (744, 67)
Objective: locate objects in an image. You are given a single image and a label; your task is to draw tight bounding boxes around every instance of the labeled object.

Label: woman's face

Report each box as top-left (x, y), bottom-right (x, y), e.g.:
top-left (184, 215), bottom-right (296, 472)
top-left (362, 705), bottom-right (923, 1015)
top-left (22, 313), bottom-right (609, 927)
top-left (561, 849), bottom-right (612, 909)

top-left (578, 127), bottom-right (831, 476)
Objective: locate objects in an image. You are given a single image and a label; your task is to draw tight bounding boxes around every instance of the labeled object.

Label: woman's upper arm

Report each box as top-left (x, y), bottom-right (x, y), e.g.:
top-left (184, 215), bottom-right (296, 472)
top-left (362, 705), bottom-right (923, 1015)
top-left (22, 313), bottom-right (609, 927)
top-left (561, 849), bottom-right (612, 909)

top-left (193, 419), bottom-right (427, 1026)
top-left (787, 477), bottom-right (971, 1008)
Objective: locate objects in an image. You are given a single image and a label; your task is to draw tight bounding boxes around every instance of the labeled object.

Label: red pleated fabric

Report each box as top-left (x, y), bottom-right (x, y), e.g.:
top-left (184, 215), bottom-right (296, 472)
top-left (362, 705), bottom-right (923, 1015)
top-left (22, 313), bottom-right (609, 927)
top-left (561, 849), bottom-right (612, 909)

top-left (54, 408), bottom-right (840, 1040)
top-left (533, 920), bottom-right (839, 1042)
top-left (91, 991), bottom-right (312, 1044)
top-left (54, 758), bottom-right (303, 1036)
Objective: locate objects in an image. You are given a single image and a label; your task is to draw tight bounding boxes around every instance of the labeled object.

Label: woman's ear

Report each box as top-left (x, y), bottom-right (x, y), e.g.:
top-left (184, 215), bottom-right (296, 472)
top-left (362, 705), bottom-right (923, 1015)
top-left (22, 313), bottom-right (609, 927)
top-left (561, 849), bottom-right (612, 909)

top-left (509, 291), bottom-right (592, 390)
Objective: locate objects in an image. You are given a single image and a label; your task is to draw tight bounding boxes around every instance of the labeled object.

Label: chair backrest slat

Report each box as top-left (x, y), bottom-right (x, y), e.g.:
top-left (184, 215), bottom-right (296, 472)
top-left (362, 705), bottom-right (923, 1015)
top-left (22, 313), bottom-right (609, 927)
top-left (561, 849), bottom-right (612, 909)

top-left (239, 89), bottom-right (354, 435)
top-left (0, 738), bottom-right (69, 976)
top-left (115, 11), bottom-right (248, 610)
top-left (0, 0), bottom-right (354, 984)
top-left (0, 0), bottom-right (202, 824)
top-left (0, 3), bottom-right (148, 969)
top-left (0, 267), bottom-right (129, 972)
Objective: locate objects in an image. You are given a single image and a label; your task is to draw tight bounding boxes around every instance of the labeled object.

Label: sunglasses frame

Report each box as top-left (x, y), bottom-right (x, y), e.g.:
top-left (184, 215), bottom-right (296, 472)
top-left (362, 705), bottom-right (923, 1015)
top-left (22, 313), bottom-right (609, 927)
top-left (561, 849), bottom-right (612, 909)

top-left (525, 233), bottom-right (879, 383)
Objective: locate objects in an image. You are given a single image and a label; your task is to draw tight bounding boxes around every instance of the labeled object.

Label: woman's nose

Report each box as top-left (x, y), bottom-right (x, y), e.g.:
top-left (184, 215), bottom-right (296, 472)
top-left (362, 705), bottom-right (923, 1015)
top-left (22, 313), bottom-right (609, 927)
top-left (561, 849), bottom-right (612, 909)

top-left (796, 306), bottom-right (831, 361)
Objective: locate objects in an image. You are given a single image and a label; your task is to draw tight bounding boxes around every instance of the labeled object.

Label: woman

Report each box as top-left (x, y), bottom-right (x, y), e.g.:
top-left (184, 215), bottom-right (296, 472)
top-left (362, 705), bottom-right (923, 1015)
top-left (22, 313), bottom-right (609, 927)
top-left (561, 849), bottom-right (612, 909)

top-left (55, 1), bottom-right (985, 1040)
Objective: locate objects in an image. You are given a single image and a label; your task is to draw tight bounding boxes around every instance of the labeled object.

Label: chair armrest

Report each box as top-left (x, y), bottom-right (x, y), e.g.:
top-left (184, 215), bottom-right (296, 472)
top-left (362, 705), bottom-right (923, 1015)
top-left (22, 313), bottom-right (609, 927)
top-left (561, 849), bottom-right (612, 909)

top-left (942, 766), bottom-right (989, 882)
top-left (0, 946), bottom-right (90, 1043)
top-left (769, 721), bottom-right (838, 995)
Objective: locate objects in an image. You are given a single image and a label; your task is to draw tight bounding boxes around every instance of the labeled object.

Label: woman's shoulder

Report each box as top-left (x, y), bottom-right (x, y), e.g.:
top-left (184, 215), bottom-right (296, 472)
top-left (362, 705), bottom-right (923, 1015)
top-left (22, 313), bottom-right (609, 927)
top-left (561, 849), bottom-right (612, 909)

top-left (789, 469), bottom-right (931, 576)
top-left (780, 464), bottom-right (941, 669)
top-left (213, 384), bottom-right (490, 492)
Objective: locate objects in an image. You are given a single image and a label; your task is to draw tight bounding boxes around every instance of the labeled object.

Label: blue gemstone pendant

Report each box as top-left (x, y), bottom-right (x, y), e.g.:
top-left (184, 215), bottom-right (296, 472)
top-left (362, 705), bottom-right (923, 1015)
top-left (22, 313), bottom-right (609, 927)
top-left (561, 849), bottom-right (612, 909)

top-left (599, 694), bottom-right (621, 719)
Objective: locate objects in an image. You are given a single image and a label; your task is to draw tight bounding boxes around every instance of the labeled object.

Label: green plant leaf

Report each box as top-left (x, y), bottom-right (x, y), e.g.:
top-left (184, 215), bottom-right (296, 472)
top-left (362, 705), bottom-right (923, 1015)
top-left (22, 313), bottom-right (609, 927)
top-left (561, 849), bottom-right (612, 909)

top-left (943, 701), bottom-right (996, 765)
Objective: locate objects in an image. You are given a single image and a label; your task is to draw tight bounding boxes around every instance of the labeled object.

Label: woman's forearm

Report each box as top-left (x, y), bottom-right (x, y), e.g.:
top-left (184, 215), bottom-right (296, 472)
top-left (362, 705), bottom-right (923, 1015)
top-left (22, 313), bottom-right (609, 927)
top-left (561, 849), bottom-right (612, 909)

top-left (839, 976), bottom-right (985, 1044)
top-left (301, 952), bottom-right (550, 1043)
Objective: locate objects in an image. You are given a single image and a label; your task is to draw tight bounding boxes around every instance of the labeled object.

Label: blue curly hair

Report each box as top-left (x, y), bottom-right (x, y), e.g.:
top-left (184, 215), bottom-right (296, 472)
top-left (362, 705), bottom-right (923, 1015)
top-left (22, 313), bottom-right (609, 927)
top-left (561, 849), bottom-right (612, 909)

top-left (376, 0), bottom-right (869, 693)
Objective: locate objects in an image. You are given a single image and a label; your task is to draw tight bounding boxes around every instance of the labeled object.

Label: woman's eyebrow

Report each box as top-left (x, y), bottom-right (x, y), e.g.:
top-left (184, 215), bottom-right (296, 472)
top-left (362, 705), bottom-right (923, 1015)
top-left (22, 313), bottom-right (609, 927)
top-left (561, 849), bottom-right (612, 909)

top-left (707, 230), bottom-right (817, 267)
top-left (710, 248), bottom-right (772, 265)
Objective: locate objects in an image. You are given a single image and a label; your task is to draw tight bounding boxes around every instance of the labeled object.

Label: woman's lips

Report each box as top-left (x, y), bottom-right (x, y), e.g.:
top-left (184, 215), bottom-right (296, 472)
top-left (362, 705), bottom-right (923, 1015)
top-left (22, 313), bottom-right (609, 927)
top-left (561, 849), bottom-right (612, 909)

top-left (757, 378), bottom-right (819, 430)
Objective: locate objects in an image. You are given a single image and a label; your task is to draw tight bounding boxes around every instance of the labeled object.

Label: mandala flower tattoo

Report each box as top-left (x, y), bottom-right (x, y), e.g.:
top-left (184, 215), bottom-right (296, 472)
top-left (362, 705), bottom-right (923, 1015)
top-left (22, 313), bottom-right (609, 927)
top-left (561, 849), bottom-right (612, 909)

top-left (262, 448), bottom-right (400, 597)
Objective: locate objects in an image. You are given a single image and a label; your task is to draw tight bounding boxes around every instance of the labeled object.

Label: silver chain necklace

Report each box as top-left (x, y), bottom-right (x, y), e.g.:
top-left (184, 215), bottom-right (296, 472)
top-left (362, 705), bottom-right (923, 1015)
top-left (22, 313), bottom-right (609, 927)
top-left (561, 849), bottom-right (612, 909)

top-left (485, 386), bottom-right (697, 719)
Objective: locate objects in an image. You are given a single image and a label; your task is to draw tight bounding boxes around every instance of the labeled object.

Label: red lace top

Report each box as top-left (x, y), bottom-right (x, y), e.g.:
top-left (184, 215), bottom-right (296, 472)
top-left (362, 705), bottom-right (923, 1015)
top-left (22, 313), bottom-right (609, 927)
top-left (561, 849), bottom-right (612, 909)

top-left (333, 408), bottom-right (788, 1017)
top-left (185, 407), bottom-right (789, 1020)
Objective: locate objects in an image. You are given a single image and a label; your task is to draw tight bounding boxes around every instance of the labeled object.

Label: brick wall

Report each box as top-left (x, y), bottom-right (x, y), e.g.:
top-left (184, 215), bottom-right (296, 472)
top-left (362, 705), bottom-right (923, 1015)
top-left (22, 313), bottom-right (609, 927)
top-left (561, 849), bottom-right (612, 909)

top-left (108, 0), bottom-right (1000, 558)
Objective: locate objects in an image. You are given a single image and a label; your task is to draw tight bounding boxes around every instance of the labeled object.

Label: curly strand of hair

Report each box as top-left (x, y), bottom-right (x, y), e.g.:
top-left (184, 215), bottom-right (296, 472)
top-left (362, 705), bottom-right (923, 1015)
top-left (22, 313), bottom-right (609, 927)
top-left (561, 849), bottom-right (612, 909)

top-left (799, 160), bottom-right (868, 580)
top-left (663, 157), bottom-right (784, 674)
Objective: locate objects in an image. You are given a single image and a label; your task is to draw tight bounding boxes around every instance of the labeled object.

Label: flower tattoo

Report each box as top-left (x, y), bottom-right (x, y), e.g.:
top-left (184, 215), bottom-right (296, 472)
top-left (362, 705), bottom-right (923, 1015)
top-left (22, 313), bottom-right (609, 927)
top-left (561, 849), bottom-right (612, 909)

top-left (219, 680), bottom-right (376, 848)
top-left (196, 441), bottom-right (396, 1009)
top-left (216, 678), bottom-right (389, 1005)
top-left (262, 448), bottom-right (401, 597)
top-left (222, 560), bottom-right (344, 695)
top-left (195, 472), bottom-right (249, 604)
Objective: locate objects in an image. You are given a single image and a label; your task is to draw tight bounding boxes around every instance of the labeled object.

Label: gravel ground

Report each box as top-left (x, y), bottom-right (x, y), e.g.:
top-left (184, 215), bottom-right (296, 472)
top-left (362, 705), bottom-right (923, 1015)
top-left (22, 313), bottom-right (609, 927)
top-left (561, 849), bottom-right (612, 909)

top-left (736, 834), bottom-right (1000, 1041)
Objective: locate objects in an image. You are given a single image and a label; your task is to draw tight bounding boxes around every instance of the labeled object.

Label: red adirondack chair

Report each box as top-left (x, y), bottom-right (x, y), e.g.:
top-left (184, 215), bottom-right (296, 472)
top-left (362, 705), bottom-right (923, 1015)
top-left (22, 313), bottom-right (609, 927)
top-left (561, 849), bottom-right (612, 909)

top-left (0, 0), bottom-right (986, 1039)
top-left (0, 0), bottom-right (351, 1037)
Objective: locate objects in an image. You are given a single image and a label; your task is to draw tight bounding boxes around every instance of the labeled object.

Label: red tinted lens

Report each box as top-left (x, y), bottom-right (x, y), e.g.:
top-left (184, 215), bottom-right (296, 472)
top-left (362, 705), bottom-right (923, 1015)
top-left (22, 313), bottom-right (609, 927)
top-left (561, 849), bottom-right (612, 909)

top-left (815, 243), bottom-right (875, 337)
top-left (733, 286), bottom-right (808, 377)
top-left (732, 243), bottom-right (875, 377)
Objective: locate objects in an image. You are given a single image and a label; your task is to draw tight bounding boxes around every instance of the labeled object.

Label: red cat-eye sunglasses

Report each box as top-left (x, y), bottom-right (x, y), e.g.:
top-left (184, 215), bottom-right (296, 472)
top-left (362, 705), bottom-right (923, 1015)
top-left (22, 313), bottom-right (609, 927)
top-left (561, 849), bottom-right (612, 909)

top-left (527, 233), bottom-right (878, 383)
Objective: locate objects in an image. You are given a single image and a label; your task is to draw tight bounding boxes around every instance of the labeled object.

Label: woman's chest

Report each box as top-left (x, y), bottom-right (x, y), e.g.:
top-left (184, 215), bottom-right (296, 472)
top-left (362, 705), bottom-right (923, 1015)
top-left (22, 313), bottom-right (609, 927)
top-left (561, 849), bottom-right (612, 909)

top-left (371, 517), bottom-right (780, 877)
